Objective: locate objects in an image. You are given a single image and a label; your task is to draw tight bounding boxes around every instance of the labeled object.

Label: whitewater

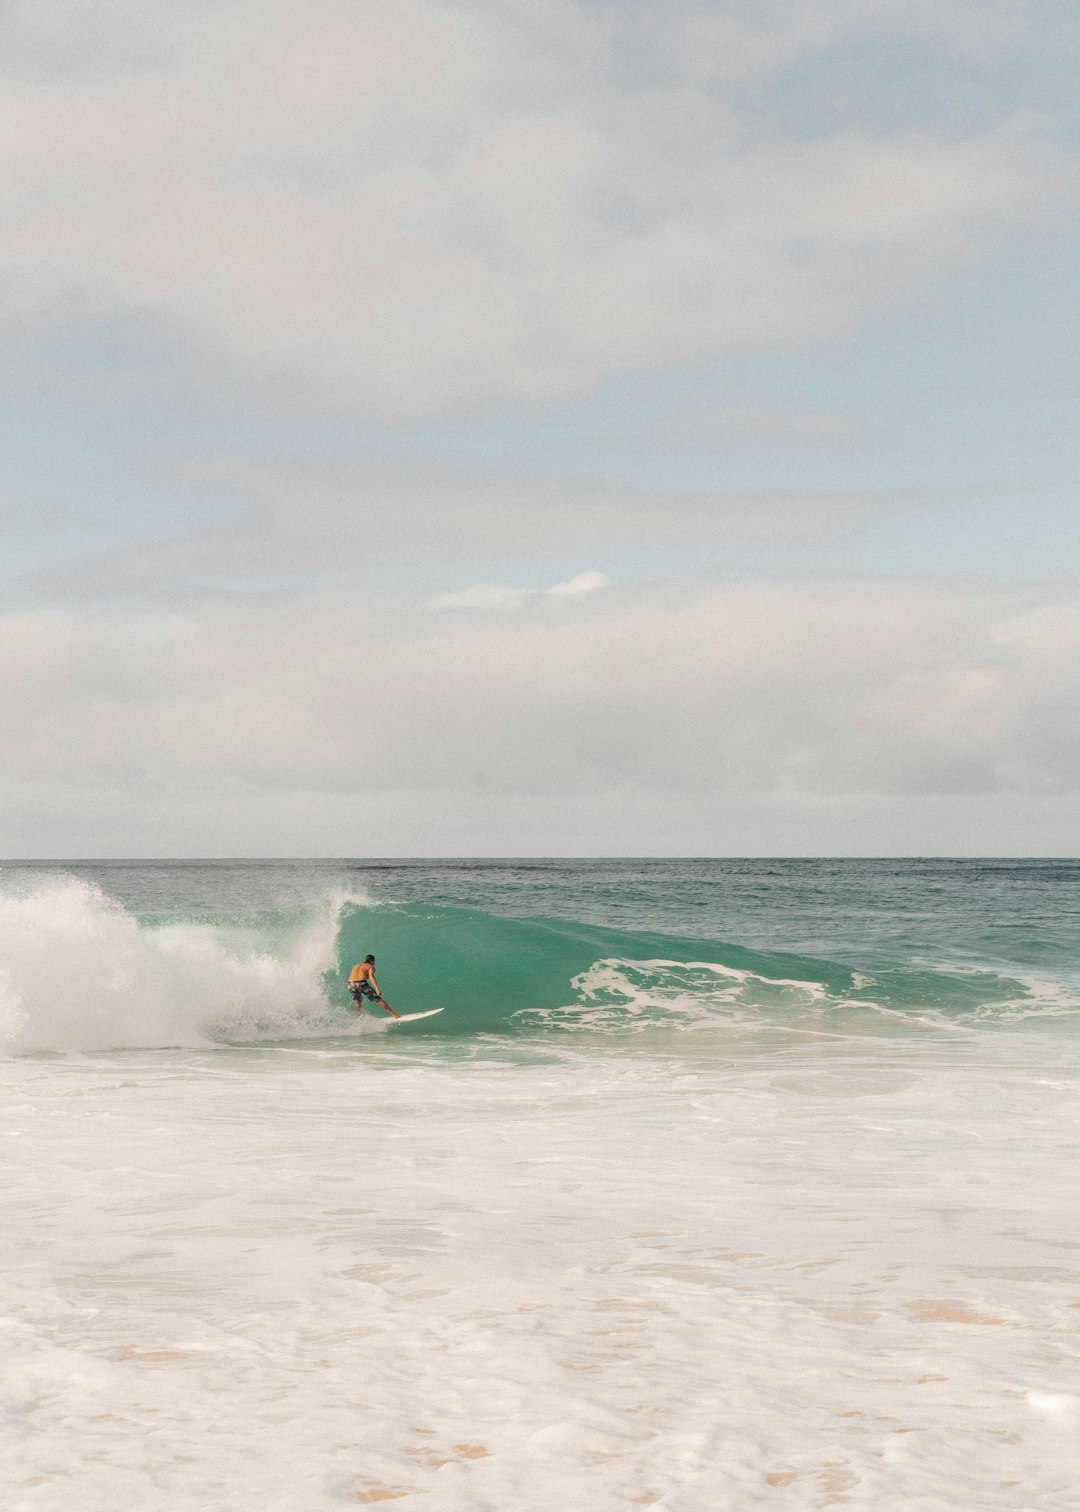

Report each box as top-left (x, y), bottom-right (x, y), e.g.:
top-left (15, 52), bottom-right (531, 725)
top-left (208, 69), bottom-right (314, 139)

top-left (2, 858), bottom-right (1078, 1510)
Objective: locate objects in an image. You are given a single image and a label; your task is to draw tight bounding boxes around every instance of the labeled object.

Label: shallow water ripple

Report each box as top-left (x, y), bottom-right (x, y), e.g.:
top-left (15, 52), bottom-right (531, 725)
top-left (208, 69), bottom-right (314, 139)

top-left (2, 1039), bottom-right (1078, 1510)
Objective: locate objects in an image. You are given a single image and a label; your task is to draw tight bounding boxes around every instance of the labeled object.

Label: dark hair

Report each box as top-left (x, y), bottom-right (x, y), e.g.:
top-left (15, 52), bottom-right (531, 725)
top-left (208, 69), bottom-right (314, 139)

top-left (364, 954), bottom-right (375, 963)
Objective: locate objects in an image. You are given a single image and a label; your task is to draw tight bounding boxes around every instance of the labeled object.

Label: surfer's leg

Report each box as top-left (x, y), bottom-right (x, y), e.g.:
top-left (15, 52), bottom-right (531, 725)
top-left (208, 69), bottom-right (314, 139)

top-left (378, 997), bottom-right (400, 1019)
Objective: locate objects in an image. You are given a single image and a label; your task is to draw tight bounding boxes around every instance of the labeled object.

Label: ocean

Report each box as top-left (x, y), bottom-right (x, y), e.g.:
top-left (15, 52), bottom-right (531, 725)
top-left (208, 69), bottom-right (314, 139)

top-left (1, 858), bottom-right (1078, 1510)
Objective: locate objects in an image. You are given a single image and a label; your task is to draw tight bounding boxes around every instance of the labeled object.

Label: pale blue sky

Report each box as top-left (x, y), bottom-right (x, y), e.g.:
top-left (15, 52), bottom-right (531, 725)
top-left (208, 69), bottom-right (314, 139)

top-left (1, 0), bottom-right (1078, 853)
top-left (5, 255), bottom-right (1078, 592)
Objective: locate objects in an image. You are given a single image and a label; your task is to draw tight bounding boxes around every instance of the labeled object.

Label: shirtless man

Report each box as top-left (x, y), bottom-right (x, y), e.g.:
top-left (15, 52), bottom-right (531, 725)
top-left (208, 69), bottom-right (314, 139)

top-left (348, 954), bottom-right (399, 1018)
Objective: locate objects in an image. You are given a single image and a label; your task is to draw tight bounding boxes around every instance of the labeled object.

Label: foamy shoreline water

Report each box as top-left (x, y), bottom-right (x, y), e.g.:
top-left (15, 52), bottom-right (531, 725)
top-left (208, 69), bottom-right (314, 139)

top-left (2, 859), bottom-right (1078, 1509)
top-left (3, 1036), bottom-right (1078, 1511)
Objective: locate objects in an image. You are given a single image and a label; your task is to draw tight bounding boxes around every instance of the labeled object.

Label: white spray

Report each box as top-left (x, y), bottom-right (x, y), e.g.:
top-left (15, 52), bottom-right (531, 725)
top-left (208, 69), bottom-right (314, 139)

top-left (0, 877), bottom-right (362, 1054)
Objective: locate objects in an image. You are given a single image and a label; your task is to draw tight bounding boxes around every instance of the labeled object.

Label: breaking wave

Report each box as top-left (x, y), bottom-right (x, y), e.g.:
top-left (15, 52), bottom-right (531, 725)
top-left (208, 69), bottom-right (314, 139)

top-left (1, 876), bottom-right (1076, 1054)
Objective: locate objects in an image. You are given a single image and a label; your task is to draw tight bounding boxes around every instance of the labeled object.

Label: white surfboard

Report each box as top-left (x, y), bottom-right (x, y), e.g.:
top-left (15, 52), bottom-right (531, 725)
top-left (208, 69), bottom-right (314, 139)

top-left (387, 1008), bottom-right (445, 1024)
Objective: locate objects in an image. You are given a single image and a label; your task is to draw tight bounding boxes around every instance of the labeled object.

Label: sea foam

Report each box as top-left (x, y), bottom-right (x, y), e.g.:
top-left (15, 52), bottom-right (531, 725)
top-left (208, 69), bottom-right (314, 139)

top-left (0, 878), bottom-right (355, 1053)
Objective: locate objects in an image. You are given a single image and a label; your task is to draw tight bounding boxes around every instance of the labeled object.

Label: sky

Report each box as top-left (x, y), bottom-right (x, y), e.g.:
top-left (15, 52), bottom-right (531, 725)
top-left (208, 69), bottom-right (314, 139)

top-left (2, 0), bottom-right (1079, 856)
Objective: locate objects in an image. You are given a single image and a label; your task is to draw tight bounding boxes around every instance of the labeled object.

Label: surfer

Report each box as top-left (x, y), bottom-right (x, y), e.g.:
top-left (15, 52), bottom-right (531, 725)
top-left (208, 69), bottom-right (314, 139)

top-left (348, 955), bottom-right (400, 1019)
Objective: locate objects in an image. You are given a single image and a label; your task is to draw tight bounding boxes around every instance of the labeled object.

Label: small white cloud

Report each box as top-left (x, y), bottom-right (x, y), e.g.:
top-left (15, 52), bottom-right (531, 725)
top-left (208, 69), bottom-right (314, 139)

top-left (547, 572), bottom-right (611, 596)
top-left (427, 571), bottom-right (610, 613)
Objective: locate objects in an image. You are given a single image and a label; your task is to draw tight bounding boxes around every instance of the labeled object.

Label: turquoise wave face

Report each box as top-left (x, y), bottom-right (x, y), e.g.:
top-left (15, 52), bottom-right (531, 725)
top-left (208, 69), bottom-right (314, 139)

top-left (3, 861), bottom-right (1078, 1053)
top-left (329, 899), bottom-right (1077, 1037)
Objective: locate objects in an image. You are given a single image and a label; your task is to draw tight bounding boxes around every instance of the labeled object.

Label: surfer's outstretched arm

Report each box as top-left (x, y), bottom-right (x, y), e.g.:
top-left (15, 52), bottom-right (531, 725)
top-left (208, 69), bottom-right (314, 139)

top-left (371, 977), bottom-right (400, 1018)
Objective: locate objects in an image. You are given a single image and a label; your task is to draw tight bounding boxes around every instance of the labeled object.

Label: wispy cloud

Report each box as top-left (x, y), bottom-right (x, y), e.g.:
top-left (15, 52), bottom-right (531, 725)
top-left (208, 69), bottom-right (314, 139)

top-left (0, 3), bottom-right (1068, 423)
top-left (427, 571), bottom-right (611, 612)
top-left (661, 405), bottom-right (862, 444)
top-left (2, 2), bottom-right (1078, 854)
top-left (3, 577), bottom-right (1078, 808)
top-left (23, 460), bottom-right (891, 600)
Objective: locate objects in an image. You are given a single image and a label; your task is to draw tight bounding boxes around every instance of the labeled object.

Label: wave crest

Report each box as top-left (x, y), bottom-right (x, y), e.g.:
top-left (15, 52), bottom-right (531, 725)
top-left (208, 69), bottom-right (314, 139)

top-left (0, 878), bottom-right (355, 1053)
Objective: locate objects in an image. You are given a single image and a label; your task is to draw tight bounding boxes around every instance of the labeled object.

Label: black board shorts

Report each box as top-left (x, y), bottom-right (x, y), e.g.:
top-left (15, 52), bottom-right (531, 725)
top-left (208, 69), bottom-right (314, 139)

top-left (350, 981), bottom-right (379, 1002)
